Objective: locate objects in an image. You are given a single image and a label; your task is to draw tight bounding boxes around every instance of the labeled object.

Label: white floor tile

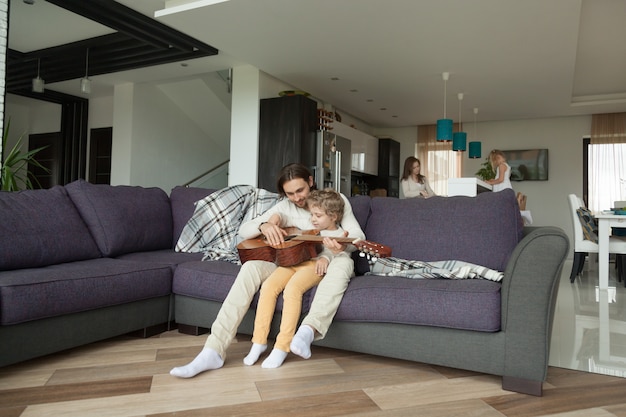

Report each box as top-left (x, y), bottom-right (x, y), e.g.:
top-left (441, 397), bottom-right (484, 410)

top-left (550, 256), bottom-right (626, 378)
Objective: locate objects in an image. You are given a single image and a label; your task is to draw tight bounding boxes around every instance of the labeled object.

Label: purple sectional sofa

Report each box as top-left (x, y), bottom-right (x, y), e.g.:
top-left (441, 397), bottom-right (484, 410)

top-left (0, 181), bottom-right (568, 396)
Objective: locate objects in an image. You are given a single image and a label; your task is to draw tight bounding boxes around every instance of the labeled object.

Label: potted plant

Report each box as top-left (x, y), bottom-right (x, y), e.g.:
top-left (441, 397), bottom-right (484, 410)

top-left (475, 156), bottom-right (495, 181)
top-left (1, 119), bottom-right (50, 191)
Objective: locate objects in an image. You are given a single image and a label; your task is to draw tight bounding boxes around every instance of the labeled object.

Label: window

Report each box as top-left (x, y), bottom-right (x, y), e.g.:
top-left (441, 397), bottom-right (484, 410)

top-left (586, 141), bottom-right (626, 212)
top-left (417, 125), bottom-right (463, 196)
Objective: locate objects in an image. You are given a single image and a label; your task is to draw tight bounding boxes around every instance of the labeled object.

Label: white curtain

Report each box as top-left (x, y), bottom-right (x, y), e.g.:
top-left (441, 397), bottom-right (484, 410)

top-left (589, 113), bottom-right (626, 211)
top-left (417, 124), bottom-right (463, 196)
top-left (588, 143), bottom-right (626, 212)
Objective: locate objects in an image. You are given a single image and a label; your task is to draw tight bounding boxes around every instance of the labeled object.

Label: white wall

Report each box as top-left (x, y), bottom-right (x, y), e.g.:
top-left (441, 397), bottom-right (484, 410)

top-left (228, 65), bottom-right (260, 187)
top-left (108, 80), bottom-right (231, 192)
top-left (88, 95), bottom-right (114, 128)
top-left (4, 95), bottom-right (62, 153)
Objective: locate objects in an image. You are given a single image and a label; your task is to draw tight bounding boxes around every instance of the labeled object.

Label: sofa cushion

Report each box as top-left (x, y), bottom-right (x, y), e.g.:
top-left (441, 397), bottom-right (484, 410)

top-left (0, 186), bottom-right (101, 271)
top-left (364, 189), bottom-right (523, 272)
top-left (327, 275), bottom-right (501, 332)
top-left (66, 180), bottom-right (173, 257)
top-left (347, 195), bottom-right (371, 230)
top-left (0, 258), bottom-right (172, 325)
top-left (169, 186), bottom-right (216, 247)
top-left (116, 249), bottom-right (204, 266)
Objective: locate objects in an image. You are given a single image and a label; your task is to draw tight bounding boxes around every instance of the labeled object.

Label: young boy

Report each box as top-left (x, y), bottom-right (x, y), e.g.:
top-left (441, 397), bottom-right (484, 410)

top-left (243, 188), bottom-right (352, 368)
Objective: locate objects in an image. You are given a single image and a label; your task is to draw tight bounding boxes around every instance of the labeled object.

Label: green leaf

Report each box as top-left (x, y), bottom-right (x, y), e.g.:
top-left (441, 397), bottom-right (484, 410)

top-left (1, 117), bottom-right (51, 191)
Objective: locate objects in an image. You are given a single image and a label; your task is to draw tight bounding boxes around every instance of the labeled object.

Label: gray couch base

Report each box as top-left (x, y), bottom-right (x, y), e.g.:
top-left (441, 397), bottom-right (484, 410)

top-left (0, 296), bottom-right (172, 368)
top-left (174, 295), bottom-right (285, 341)
top-left (313, 321), bottom-right (504, 376)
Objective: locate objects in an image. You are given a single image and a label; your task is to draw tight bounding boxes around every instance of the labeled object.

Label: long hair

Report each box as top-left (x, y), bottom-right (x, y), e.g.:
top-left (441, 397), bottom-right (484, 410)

top-left (401, 156), bottom-right (425, 184)
top-left (276, 163), bottom-right (317, 197)
top-left (489, 149), bottom-right (506, 172)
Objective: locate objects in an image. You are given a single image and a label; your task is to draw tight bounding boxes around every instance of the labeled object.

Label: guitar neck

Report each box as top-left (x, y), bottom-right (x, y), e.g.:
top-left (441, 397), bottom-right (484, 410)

top-left (289, 234), bottom-right (356, 244)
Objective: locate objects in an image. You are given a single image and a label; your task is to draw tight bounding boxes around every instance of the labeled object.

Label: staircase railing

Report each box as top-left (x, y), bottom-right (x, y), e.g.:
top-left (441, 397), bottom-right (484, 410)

top-left (183, 159), bottom-right (229, 189)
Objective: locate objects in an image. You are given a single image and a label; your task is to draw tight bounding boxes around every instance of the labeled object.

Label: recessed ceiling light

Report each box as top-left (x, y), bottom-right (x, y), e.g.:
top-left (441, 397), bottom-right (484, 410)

top-left (349, 89), bottom-right (358, 93)
top-left (331, 77), bottom-right (340, 81)
top-left (380, 107), bottom-right (387, 111)
top-left (366, 99), bottom-right (374, 102)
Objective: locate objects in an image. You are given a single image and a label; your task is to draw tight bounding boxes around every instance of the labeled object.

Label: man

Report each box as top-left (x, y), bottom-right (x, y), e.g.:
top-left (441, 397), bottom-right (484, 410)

top-left (170, 163), bottom-right (365, 377)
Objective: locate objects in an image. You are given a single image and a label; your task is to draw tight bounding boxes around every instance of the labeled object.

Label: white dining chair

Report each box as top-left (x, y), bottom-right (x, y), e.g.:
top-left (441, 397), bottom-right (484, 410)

top-left (568, 194), bottom-right (626, 283)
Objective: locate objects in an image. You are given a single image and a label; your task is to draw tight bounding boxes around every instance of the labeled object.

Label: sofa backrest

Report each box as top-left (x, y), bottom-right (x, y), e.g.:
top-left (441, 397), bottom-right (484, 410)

top-left (169, 186), bottom-right (217, 247)
top-left (65, 180), bottom-right (173, 257)
top-left (0, 186), bottom-right (101, 270)
top-left (364, 189), bottom-right (524, 272)
top-left (346, 194), bottom-right (371, 231)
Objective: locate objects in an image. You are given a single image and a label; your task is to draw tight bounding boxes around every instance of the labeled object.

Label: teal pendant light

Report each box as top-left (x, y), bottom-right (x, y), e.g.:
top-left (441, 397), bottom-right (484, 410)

top-left (436, 72), bottom-right (453, 141)
top-left (469, 142), bottom-right (481, 158)
top-left (468, 107), bottom-right (482, 158)
top-left (452, 93), bottom-right (466, 151)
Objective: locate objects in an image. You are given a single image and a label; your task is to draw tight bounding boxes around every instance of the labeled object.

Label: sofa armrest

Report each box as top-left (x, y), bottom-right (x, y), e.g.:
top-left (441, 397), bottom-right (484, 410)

top-left (500, 226), bottom-right (569, 388)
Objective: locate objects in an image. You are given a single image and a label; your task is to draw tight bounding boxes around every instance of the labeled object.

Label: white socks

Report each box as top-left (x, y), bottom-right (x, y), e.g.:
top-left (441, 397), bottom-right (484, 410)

top-left (262, 349), bottom-right (288, 368)
top-left (244, 344), bottom-right (288, 368)
top-left (243, 343), bottom-right (267, 366)
top-left (169, 347), bottom-right (224, 378)
top-left (170, 328), bottom-right (315, 378)
top-left (290, 325), bottom-right (314, 359)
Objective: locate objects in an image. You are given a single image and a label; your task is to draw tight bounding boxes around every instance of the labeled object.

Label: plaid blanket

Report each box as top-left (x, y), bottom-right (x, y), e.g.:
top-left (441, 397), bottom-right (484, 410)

top-left (175, 185), bottom-right (280, 263)
top-left (367, 256), bottom-right (504, 282)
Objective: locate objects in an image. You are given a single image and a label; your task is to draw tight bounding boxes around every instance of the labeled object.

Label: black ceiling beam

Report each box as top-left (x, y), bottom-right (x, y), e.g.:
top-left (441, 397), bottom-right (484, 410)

top-left (44, 0), bottom-right (218, 54)
top-left (6, 1), bottom-right (221, 96)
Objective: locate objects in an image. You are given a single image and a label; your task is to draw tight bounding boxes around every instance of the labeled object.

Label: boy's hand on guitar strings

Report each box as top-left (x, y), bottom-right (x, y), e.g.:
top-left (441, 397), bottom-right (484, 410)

top-left (324, 230), bottom-right (350, 255)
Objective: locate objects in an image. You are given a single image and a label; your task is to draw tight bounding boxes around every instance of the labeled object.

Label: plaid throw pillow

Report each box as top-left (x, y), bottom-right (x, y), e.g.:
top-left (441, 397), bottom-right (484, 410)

top-left (576, 207), bottom-right (598, 243)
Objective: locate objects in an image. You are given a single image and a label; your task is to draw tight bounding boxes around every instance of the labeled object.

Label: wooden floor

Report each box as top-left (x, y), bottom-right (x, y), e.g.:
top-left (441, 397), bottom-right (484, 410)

top-left (2, 331), bottom-right (626, 417)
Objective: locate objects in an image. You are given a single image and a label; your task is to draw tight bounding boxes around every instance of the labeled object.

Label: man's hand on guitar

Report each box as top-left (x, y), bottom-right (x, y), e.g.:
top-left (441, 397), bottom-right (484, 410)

top-left (315, 257), bottom-right (330, 276)
top-left (258, 222), bottom-right (288, 246)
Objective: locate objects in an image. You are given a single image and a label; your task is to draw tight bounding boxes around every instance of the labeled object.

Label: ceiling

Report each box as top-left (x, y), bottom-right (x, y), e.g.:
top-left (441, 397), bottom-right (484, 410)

top-left (8, 0), bottom-right (626, 127)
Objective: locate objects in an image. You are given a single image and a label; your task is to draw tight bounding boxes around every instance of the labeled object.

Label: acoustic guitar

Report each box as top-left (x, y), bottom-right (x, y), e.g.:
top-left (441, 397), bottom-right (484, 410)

top-left (237, 232), bottom-right (392, 267)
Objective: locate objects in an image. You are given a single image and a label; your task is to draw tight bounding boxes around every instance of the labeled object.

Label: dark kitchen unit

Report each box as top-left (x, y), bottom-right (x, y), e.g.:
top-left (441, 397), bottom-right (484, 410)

top-left (377, 137), bottom-right (401, 198)
top-left (257, 95), bottom-right (317, 193)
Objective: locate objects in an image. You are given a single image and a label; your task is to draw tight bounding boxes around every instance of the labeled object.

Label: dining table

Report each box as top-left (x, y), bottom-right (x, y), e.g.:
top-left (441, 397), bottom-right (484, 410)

top-left (595, 212), bottom-right (626, 289)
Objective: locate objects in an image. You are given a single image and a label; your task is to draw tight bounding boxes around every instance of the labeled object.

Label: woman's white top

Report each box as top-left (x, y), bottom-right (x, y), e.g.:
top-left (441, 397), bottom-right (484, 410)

top-left (493, 163), bottom-right (512, 192)
top-left (401, 176), bottom-right (435, 198)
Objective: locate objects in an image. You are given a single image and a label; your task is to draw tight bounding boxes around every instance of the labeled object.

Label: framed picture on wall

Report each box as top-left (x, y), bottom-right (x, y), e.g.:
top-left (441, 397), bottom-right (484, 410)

top-left (502, 149), bottom-right (548, 181)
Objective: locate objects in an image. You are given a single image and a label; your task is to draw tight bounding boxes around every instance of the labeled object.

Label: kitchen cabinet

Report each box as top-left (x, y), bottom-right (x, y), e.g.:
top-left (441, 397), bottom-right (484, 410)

top-left (331, 121), bottom-right (378, 176)
top-left (258, 95), bottom-right (317, 192)
top-left (377, 138), bottom-right (400, 198)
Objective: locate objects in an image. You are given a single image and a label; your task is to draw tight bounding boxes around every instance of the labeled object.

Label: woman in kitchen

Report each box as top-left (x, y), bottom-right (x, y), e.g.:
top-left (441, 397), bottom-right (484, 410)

top-left (400, 156), bottom-right (436, 198)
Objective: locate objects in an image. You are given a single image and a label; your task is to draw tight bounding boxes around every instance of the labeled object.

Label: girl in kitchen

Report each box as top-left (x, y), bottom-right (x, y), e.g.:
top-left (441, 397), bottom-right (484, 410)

top-left (486, 149), bottom-right (513, 192)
